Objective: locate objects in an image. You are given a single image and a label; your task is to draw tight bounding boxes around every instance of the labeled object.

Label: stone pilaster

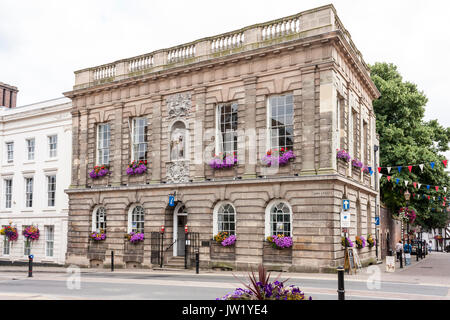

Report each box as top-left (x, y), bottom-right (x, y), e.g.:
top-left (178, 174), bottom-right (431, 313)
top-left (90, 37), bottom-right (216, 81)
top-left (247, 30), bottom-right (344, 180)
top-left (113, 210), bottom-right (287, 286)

top-left (150, 95), bottom-right (162, 184)
top-left (318, 66), bottom-right (334, 174)
top-left (70, 109), bottom-right (80, 187)
top-left (79, 108), bottom-right (89, 187)
top-left (299, 66), bottom-right (316, 175)
top-left (111, 103), bottom-right (124, 186)
top-left (193, 87), bottom-right (206, 181)
top-left (242, 76), bottom-right (257, 179)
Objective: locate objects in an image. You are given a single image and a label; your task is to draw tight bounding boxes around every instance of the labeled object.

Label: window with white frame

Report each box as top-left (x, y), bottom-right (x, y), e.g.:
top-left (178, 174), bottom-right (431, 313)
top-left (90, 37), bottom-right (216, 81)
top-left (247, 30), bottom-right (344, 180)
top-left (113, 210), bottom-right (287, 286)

top-left (267, 94), bottom-right (294, 151)
top-left (129, 205), bottom-right (145, 233)
top-left (216, 103), bottom-right (238, 157)
top-left (2, 226), bottom-right (10, 255)
top-left (45, 225), bottom-right (54, 257)
top-left (26, 138), bottom-right (35, 161)
top-left (47, 175), bottom-right (56, 207)
top-left (132, 117), bottom-right (148, 161)
top-left (48, 135), bottom-right (57, 158)
top-left (25, 177), bottom-right (33, 207)
top-left (4, 179), bottom-right (12, 209)
top-left (97, 124), bottom-right (110, 165)
top-left (266, 201), bottom-right (292, 237)
top-left (6, 142), bottom-right (13, 163)
top-left (213, 202), bottom-right (236, 236)
top-left (92, 206), bottom-right (107, 232)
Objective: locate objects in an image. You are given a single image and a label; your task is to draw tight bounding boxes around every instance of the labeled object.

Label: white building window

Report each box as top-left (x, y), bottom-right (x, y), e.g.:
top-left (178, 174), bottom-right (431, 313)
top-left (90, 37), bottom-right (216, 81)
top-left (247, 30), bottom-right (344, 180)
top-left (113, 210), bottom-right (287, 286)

top-left (47, 175), bottom-right (56, 207)
top-left (128, 205), bottom-right (145, 233)
top-left (23, 227), bottom-right (31, 256)
top-left (4, 179), bottom-right (12, 209)
top-left (6, 142), bottom-right (13, 163)
top-left (213, 202), bottom-right (236, 236)
top-left (45, 225), bottom-right (54, 257)
top-left (2, 226), bottom-right (10, 255)
top-left (267, 94), bottom-right (294, 151)
top-left (216, 103), bottom-right (238, 157)
top-left (26, 138), bottom-right (35, 161)
top-left (48, 135), bottom-right (57, 158)
top-left (92, 206), bottom-right (107, 232)
top-left (97, 124), bottom-right (110, 165)
top-left (265, 200), bottom-right (292, 237)
top-left (132, 118), bottom-right (148, 161)
top-left (25, 177), bottom-right (33, 207)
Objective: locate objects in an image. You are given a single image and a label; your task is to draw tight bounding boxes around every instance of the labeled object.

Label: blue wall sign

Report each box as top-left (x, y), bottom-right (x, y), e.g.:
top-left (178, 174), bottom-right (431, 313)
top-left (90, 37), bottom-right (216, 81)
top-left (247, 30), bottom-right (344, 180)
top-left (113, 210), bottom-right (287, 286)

top-left (375, 217), bottom-right (380, 226)
top-left (169, 195), bottom-right (175, 207)
top-left (342, 200), bottom-right (350, 211)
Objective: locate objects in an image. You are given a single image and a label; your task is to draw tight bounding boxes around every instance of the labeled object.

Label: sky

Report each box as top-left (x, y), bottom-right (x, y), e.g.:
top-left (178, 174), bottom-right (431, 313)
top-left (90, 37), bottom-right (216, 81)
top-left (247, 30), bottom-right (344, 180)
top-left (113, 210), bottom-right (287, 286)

top-left (1, 0), bottom-right (449, 159)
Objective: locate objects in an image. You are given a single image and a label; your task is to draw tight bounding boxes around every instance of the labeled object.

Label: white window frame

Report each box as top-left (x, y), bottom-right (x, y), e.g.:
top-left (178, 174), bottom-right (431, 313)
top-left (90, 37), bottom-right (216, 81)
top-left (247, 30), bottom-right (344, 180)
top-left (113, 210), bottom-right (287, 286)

top-left (264, 200), bottom-right (293, 238)
top-left (131, 117), bottom-right (148, 162)
top-left (47, 175), bottom-right (56, 207)
top-left (97, 123), bottom-right (110, 165)
top-left (215, 103), bottom-right (238, 157)
top-left (266, 94), bottom-right (294, 152)
top-left (25, 177), bottom-right (33, 208)
top-left (91, 205), bottom-right (107, 233)
top-left (26, 138), bottom-right (35, 161)
top-left (48, 135), bottom-right (58, 158)
top-left (212, 201), bottom-right (236, 236)
top-left (128, 205), bottom-right (145, 233)
top-left (4, 179), bottom-right (12, 209)
top-left (45, 225), bottom-right (54, 257)
top-left (6, 142), bottom-right (13, 163)
top-left (2, 226), bottom-right (10, 256)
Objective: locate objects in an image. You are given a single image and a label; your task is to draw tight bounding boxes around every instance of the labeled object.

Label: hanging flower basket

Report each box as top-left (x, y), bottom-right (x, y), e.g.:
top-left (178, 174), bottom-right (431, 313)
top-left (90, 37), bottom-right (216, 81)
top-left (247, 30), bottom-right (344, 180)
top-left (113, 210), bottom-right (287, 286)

top-left (23, 225), bottom-right (40, 241)
top-left (209, 153), bottom-right (237, 170)
top-left (126, 160), bottom-right (148, 175)
top-left (336, 149), bottom-right (351, 163)
top-left (351, 158), bottom-right (363, 169)
top-left (367, 234), bottom-right (375, 248)
top-left (355, 236), bottom-right (366, 249)
top-left (341, 236), bottom-right (353, 247)
top-left (214, 231), bottom-right (236, 247)
top-left (434, 235), bottom-right (443, 242)
top-left (266, 234), bottom-right (293, 249)
top-left (89, 166), bottom-right (110, 179)
top-left (0, 225), bottom-right (18, 241)
top-left (90, 230), bottom-right (106, 241)
top-left (362, 165), bottom-right (370, 174)
top-left (127, 232), bottom-right (145, 243)
top-left (261, 148), bottom-right (295, 167)
top-left (398, 207), bottom-right (416, 224)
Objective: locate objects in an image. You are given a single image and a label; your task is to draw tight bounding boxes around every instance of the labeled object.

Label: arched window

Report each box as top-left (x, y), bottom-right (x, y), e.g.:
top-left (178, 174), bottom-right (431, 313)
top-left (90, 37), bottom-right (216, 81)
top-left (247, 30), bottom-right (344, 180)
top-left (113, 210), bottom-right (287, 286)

top-left (92, 206), bottom-right (106, 232)
top-left (213, 202), bottom-right (236, 236)
top-left (170, 121), bottom-right (187, 161)
top-left (128, 205), bottom-right (145, 233)
top-left (265, 200), bottom-right (292, 237)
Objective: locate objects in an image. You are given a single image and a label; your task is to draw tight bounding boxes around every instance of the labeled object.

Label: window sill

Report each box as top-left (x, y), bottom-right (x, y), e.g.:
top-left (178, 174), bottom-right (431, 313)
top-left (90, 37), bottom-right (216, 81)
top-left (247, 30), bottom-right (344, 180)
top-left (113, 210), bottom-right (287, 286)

top-left (45, 158), bottom-right (59, 163)
top-left (2, 163), bottom-right (14, 168)
top-left (23, 161), bottom-right (35, 165)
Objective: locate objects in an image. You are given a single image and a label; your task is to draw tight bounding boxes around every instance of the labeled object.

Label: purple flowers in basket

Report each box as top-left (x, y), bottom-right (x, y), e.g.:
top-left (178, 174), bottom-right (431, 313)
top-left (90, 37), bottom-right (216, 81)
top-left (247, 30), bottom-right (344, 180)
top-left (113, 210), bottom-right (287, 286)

top-left (128, 232), bottom-right (145, 243)
top-left (267, 235), bottom-right (293, 249)
top-left (209, 153), bottom-right (237, 170)
top-left (221, 235), bottom-right (236, 247)
top-left (262, 148), bottom-right (296, 167)
top-left (89, 166), bottom-right (109, 179)
top-left (351, 158), bottom-right (363, 169)
top-left (127, 160), bottom-right (148, 175)
top-left (90, 231), bottom-right (106, 241)
top-left (336, 149), bottom-right (351, 162)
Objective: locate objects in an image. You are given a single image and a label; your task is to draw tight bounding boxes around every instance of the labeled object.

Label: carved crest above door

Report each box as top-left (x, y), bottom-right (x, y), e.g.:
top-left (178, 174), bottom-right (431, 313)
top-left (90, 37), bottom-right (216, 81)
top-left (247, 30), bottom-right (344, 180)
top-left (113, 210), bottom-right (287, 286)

top-left (166, 92), bottom-right (192, 118)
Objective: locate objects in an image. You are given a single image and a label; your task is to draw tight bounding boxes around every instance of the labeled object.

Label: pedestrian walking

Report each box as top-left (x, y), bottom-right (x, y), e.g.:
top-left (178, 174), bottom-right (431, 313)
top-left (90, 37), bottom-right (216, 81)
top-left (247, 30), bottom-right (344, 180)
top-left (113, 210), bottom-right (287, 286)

top-left (428, 241), bottom-right (432, 253)
top-left (396, 240), bottom-right (403, 261)
top-left (404, 241), bottom-right (412, 254)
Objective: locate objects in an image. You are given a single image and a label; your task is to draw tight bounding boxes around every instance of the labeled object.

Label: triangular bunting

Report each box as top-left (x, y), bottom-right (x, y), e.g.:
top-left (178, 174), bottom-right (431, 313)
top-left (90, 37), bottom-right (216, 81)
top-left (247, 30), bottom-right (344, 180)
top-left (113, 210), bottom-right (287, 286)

top-left (444, 187), bottom-right (447, 193)
top-left (408, 165), bottom-right (412, 172)
top-left (443, 159), bottom-right (448, 168)
top-left (395, 178), bottom-right (400, 185)
top-left (430, 162), bottom-right (435, 169)
top-left (378, 167), bottom-right (381, 173)
top-left (387, 176), bottom-right (391, 182)
top-left (418, 183), bottom-right (422, 189)
top-left (419, 164), bottom-right (424, 172)
top-left (404, 180), bottom-right (409, 186)
top-left (398, 166), bottom-right (402, 173)
top-left (387, 167), bottom-right (392, 173)
top-left (427, 185), bottom-right (430, 190)
top-left (435, 186), bottom-right (439, 192)
top-left (413, 182), bottom-right (417, 188)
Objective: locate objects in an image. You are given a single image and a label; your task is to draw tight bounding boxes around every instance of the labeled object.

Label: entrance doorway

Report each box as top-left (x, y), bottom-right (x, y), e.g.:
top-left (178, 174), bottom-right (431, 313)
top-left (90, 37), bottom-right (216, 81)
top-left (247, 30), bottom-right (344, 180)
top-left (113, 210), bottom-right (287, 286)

top-left (173, 203), bottom-right (187, 257)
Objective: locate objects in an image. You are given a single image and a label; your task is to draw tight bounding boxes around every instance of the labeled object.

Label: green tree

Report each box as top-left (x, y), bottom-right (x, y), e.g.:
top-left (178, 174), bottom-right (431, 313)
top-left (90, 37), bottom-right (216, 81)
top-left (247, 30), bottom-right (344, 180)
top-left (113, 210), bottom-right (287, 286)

top-left (370, 62), bottom-right (450, 230)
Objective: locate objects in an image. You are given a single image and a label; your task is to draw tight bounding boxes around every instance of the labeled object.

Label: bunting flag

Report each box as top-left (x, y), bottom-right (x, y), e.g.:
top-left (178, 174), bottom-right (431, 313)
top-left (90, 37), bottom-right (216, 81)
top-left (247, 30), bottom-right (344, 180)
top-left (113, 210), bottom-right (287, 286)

top-left (443, 160), bottom-right (448, 168)
top-left (445, 187), bottom-right (447, 193)
top-left (398, 166), bottom-right (402, 173)
top-left (380, 175), bottom-right (449, 197)
top-left (419, 164), bottom-right (424, 172)
top-left (435, 186), bottom-right (439, 192)
top-left (395, 178), bottom-right (400, 185)
top-left (418, 183), bottom-right (422, 189)
top-left (430, 162), bottom-right (435, 169)
top-left (427, 185), bottom-right (430, 190)
top-left (387, 176), bottom-right (391, 182)
top-left (408, 165), bottom-right (413, 173)
top-left (404, 180), bottom-right (409, 187)
top-left (376, 160), bottom-right (447, 173)
top-left (413, 182), bottom-right (417, 188)
top-left (378, 167), bottom-right (382, 173)
top-left (387, 167), bottom-right (392, 174)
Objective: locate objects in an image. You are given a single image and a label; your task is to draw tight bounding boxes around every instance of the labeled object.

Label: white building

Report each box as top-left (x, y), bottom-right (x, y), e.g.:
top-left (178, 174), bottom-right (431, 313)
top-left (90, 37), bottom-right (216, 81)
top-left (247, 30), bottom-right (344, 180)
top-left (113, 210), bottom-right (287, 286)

top-left (0, 97), bottom-right (72, 265)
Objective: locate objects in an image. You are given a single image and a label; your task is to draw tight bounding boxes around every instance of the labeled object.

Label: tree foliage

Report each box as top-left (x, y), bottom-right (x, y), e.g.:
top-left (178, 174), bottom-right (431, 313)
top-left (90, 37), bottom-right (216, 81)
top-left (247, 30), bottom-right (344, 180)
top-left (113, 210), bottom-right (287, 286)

top-left (370, 62), bottom-right (450, 230)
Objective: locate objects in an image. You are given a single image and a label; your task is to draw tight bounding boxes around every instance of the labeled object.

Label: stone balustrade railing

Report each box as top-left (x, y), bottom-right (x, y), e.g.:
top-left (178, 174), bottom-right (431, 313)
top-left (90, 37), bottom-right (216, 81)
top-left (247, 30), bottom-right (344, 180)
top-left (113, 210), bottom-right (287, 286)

top-left (73, 4), bottom-right (369, 89)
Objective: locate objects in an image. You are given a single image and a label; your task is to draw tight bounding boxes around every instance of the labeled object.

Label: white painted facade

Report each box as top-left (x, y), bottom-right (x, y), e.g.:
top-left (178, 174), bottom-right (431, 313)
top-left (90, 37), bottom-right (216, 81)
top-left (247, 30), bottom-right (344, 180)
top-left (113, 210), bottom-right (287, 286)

top-left (0, 97), bottom-right (72, 265)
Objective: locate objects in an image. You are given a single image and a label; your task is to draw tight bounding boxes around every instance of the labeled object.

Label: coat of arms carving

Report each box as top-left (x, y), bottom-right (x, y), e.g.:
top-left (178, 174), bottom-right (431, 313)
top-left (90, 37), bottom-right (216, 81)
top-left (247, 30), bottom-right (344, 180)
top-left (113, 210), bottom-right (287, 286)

top-left (166, 92), bottom-right (192, 118)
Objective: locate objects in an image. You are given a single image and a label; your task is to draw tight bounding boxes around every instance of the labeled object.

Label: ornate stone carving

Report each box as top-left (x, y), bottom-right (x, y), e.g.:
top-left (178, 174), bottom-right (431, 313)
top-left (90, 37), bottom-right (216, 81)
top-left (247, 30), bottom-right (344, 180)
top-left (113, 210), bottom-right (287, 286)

top-left (166, 161), bottom-right (189, 183)
top-left (166, 92), bottom-right (192, 118)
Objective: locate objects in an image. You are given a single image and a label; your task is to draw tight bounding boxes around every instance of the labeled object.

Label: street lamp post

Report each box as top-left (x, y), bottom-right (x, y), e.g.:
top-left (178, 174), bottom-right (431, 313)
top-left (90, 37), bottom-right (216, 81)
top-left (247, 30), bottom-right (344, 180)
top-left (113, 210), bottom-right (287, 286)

top-left (404, 190), bottom-right (411, 243)
top-left (374, 145), bottom-right (380, 262)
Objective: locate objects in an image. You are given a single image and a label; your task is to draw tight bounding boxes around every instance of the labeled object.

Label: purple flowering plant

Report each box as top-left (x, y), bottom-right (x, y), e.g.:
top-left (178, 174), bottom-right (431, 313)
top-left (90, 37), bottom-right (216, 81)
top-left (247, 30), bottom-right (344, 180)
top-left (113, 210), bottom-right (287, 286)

top-left (127, 232), bottom-right (145, 243)
top-left (398, 207), bottom-right (416, 224)
top-left (221, 235), bottom-right (236, 247)
top-left (23, 225), bottom-right (40, 241)
top-left (214, 232), bottom-right (236, 247)
top-left (351, 158), bottom-right (363, 169)
top-left (336, 149), bottom-right (351, 162)
top-left (267, 234), bottom-right (293, 249)
top-left (89, 165), bottom-right (110, 179)
top-left (367, 234), bottom-right (376, 248)
top-left (209, 153), bottom-right (237, 170)
top-left (217, 264), bottom-right (311, 300)
top-left (90, 230), bottom-right (106, 241)
top-left (341, 236), bottom-right (353, 247)
top-left (261, 148), bottom-right (295, 167)
top-left (0, 225), bottom-right (18, 241)
top-left (126, 160), bottom-right (148, 175)
top-left (355, 236), bottom-right (366, 249)
top-left (362, 165), bottom-right (370, 174)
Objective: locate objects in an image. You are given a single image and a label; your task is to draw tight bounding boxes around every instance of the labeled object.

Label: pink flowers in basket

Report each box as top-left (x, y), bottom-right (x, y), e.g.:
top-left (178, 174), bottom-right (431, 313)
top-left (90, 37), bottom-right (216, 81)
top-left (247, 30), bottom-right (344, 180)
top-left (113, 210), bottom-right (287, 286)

top-left (209, 153), bottom-right (237, 170)
top-left (261, 148), bottom-right (295, 167)
top-left (126, 160), bottom-right (148, 175)
top-left (23, 225), bottom-right (40, 241)
top-left (89, 166), bottom-right (109, 179)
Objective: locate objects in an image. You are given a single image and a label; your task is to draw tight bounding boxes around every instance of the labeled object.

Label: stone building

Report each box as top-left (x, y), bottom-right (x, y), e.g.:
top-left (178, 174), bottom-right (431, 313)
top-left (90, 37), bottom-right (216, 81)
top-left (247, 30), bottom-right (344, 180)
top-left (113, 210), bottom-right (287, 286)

top-left (0, 82), bottom-right (18, 109)
top-left (64, 4), bottom-right (380, 272)
top-left (0, 97), bottom-right (72, 265)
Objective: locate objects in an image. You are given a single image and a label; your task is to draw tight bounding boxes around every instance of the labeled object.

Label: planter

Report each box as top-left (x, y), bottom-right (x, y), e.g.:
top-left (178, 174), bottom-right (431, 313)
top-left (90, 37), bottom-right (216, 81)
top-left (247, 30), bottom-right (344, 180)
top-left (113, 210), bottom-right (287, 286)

top-left (124, 241), bottom-right (145, 264)
top-left (351, 167), bottom-right (361, 181)
top-left (87, 240), bottom-right (107, 261)
top-left (263, 242), bottom-right (292, 264)
top-left (210, 241), bottom-right (236, 261)
top-left (337, 159), bottom-right (349, 176)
